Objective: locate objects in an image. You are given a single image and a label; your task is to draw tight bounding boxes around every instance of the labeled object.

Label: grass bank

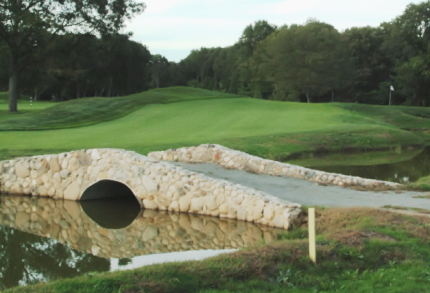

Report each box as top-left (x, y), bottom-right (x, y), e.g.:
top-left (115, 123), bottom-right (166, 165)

top-left (286, 147), bottom-right (423, 167)
top-left (6, 208), bottom-right (430, 293)
top-left (1, 87), bottom-right (430, 162)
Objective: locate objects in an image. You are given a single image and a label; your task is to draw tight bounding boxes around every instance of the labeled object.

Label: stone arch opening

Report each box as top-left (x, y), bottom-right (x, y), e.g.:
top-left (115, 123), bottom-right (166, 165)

top-left (80, 180), bottom-right (142, 229)
top-left (81, 180), bottom-right (138, 202)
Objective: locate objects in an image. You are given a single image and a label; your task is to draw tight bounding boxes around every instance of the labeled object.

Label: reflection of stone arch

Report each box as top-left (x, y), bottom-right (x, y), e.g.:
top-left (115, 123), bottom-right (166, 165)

top-left (0, 195), bottom-right (284, 259)
top-left (80, 181), bottom-right (142, 229)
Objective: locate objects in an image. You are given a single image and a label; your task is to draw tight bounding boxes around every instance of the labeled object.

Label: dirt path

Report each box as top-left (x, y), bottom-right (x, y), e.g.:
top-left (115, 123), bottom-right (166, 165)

top-left (172, 162), bottom-right (430, 211)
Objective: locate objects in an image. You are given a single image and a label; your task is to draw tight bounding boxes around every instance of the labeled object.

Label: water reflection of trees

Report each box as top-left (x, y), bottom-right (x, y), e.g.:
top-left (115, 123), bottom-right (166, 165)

top-left (0, 225), bottom-right (109, 290)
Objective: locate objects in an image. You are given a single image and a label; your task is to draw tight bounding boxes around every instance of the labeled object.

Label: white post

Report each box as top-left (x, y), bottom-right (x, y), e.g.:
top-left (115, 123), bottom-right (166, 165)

top-left (308, 207), bottom-right (316, 263)
top-left (389, 90), bottom-right (391, 106)
top-left (389, 85), bottom-right (394, 106)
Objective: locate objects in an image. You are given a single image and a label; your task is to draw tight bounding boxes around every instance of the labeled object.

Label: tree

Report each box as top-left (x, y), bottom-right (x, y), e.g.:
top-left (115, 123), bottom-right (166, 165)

top-left (386, 1), bottom-right (430, 106)
top-left (238, 20), bottom-right (277, 58)
top-left (342, 26), bottom-right (393, 104)
top-left (149, 54), bottom-right (169, 88)
top-left (264, 20), bottom-right (346, 103)
top-left (236, 20), bottom-right (277, 96)
top-left (0, 0), bottom-right (145, 112)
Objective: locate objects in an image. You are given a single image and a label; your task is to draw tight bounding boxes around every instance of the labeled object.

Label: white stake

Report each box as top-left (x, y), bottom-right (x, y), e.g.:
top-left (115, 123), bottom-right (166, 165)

top-left (309, 207), bottom-right (316, 263)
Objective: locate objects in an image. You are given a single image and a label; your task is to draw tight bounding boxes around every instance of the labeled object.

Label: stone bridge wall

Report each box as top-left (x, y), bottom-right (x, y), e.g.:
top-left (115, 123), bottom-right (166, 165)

top-left (0, 196), bottom-right (283, 259)
top-left (149, 144), bottom-right (400, 189)
top-left (0, 149), bottom-right (301, 229)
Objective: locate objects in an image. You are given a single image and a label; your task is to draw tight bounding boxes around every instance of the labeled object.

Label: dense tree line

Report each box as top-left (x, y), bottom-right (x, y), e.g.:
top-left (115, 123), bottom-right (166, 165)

top-left (0, 0), bottom-right (145, 111)
top-left (0, 33), bottom-right (153, 101)
top-left (173, 2), bottom-right (430, 106)
top-left (3, 1), bottom-right (430, 108)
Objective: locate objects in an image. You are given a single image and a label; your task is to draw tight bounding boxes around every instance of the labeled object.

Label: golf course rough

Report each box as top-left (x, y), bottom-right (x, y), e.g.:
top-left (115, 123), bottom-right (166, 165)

top-left (149, 144), bottom-right (401, 189)
top-left (0, 148), bottom-right (301, 229)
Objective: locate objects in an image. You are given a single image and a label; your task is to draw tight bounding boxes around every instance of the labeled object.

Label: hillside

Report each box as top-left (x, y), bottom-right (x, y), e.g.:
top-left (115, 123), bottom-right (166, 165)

top-left (0, 87), bottom-right (238, 130)
top-left (1, 87), bottom-right (430, 160)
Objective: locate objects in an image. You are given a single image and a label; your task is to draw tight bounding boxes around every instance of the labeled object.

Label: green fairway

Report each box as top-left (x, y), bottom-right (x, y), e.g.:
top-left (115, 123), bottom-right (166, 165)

top-left (1, 87), bottom-right (430, 160)
top-left (0, 98), bottom-right (396, 151)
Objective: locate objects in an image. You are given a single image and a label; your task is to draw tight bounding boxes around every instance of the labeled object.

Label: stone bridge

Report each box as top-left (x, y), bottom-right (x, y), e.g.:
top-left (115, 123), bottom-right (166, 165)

top-left (0, 148), bottom-right (301, 229)
top-left (149, 144), bottom-right (400, 189)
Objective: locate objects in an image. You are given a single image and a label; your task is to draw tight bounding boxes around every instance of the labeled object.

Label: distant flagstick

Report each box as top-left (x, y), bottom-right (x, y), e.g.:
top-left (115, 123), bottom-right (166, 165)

top-left (389, 85), bottom-right (394, 106)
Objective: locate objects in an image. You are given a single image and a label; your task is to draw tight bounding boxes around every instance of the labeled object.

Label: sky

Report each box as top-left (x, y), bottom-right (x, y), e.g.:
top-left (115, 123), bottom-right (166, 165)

top-left (124, 0), bottom-right (424, 63)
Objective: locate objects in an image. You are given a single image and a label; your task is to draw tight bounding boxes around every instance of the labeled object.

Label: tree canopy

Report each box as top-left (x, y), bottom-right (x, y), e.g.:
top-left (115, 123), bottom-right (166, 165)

top-left (2, 1), bottom-right (430, 108)
top-left (169, 1), bottom-right (430, 106)
top-left (0, 0), bottom-right (145, 112)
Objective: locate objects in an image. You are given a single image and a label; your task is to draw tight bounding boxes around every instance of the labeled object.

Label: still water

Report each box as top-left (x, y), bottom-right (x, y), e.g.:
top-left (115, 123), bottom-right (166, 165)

top-left (0, 195), bottom-right (282, 290)
top-left (288, 147), bottom-right (430, 183)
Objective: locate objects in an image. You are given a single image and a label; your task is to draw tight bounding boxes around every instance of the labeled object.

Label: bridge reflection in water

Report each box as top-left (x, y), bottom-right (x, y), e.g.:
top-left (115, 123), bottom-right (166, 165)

top-left (0, 195), bottom-right (283, 289)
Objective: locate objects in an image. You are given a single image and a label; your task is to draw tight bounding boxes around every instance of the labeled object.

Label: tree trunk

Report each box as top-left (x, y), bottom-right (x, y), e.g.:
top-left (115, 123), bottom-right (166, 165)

top-left (34, 88), bottom-right (38, 101)
top-left (8, 52), bottom-right (19, 112)
top-left (305, 92), bottom-right (311, 103)
top-left (214, 73), bottom-right (218, 90)
top-left (107, 77), bottom-right (112, 97)
top-left (76, 83), bottom-right (80, 99)
top-left (155, 74), bottom-right (160, 88)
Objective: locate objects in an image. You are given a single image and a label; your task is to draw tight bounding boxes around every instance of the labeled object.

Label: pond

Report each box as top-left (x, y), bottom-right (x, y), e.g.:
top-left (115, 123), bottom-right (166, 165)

top-left (0, 195), bottom-right (283, 290)
top-left (287, 146), bottom-right (430, 183)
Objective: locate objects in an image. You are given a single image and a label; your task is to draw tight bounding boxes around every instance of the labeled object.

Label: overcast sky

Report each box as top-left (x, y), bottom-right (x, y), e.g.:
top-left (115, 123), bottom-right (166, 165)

top-left (124, 0), bottom-right (423, 62)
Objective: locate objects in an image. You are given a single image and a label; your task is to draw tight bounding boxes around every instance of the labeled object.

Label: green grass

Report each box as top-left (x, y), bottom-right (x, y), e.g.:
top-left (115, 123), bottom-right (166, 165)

top-left (339, 103), bottom-right (430, 130)
top-left (0, 87), bottom-right (239, 131)
top-left (1, 87), bottom-right (430, 161)
top-left (6, 208), bottom-right (430, 293)
top-left (1, 86), bottom-right (430, 164)
top-left (410, 175), bottom-right (430, 191)
top-left (0, 101), bottom-right (57, 122)
top-left (287, 147), bottom-right (423, 167)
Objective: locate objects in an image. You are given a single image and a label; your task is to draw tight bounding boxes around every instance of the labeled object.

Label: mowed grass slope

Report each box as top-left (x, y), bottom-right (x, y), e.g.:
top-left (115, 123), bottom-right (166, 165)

top-left (0, 87), bottom-right (238, 130)
top-left (1, 87), bottom-right (430, 160)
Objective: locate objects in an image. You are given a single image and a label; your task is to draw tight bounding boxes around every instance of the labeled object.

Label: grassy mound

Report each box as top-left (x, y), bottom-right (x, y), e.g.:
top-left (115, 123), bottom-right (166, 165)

top-left (0, 87), bottom-right (238, 131)
top-left (6, 208), bottom-right (430, 293)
